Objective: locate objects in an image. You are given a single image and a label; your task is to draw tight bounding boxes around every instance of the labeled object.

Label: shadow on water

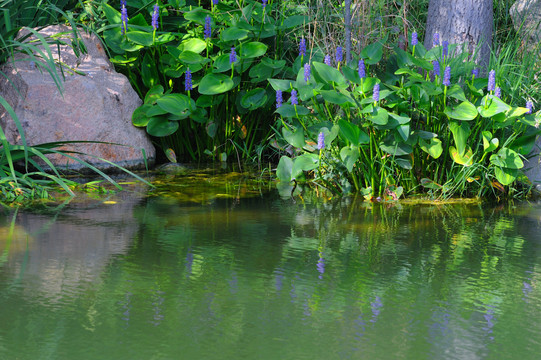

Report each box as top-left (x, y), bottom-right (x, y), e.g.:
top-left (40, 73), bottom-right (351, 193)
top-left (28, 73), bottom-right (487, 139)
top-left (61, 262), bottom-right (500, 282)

top-left (0, 170), bottom-right (540, 359)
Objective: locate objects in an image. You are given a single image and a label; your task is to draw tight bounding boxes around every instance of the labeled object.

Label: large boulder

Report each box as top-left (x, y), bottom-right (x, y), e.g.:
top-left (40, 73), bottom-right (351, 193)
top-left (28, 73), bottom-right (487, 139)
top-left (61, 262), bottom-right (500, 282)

top-left (510, 0), bottom-right (541, 46)
top-left (0, 25), bottom-right (155, 172)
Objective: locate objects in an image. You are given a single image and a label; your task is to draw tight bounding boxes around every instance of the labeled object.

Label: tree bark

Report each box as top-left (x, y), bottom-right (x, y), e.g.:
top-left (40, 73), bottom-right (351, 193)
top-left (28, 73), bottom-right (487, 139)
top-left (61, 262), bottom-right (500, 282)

top-left (424, 0), bottom-right (493, 71)
top-left (345, 0), bottom-right (352, 63)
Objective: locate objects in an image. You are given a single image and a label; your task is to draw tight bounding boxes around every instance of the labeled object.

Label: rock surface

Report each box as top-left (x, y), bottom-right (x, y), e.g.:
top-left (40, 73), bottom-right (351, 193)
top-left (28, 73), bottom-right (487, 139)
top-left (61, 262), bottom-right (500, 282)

top-left (510, 0), bottom-right (541, 46)
top-left (0, 25), bottom-right (155, 172)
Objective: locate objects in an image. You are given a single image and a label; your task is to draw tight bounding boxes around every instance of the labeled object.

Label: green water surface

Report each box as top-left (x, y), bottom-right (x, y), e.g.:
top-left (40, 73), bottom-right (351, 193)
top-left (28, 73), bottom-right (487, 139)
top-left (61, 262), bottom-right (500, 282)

top-left (0, 173), bottom-right (540, 359)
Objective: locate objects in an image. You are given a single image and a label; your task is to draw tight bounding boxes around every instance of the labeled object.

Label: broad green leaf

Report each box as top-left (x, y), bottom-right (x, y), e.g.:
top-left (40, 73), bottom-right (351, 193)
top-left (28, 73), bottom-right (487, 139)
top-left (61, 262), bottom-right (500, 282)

top-left (312, 62), bottom-right (346, 86)
top-left (512, 131), bottom-right (541, 155)
top-left (379, 137), bottom-right (413, 156)
top-left (180, 38), bottom-right (207, 53)
top-left (127, 31), bottom-right (154, 46)
top-left (268, 78), bottom-right (295, 91)
top-left (102, 3), bottom-right (121, 24)
top-left (394, 158), bottom-right (412, 170)
top-left (249, 62), bottom-right (275, 82)
top-left (189, 107), bottom-right (207, 123)
top-left (319, 125), bottom-right (340, 144)
top-left (184, 8), bottom-right (210, 24)
top-left (292, 154), bottom-right (319, 176)
top-left (320, 90), bottom-right (354, 105)
top-left (156, 94), bottom-right (191, 114)
top-left (261, 57), bottom-right (286, 70)
top-left (420, 178), bottom-right (443, 189)
top-left (361, 41), bottom-right (383, 64)
top-left (370, 107), bottom-right (389, 125)
top-left (397, 124), bottom-right (410, 141)
top-left (146, 104), bottom-right (168, 117)
top-left (275, 104), bottom-right (310, 117)
top-left (141, 52), bottom-right (159, 88)
top-left (447, 84), bottom-right (467, 102)
top-left (144, 85), bottom-right (164, 104)
top-left (282, 127), bottom-right (305, 148)
top-left (494, 167), bottom-right (517, 186)
top-left (221, 27), bottom-right (250, 42)
top-left (339, 119), bottom-right (368, 146)
top-left (146, 116), bottom-right (179, 137)
top-left (342, 66), bottom-right (361, 84)
top-left (419, 137), bottom-right (443, 159)
top-left (196, 94), bottom-right (224, 108)
top-left (282, 15), bottom-right (311, 29)
top-left (444, 101), bottom-right (478, 121)
top-left (449, 121), bottom-right (470, 156)
top-left (489, 147), bottom-right (524, 169)
top-left (482, 131), bottom-right (499, 152)
top-left (132, 105), bottom-right (152, 127)
top-left (340, 146), bottom-right (360, 172)
top-left (179, 51), bottom-right (205, 64)
top-left (449, 146), bottom-right (474, 166)
top-left (240, 42), bottom-right (267, 58)
top-left (198, 73), bottom-right (235, 95)
top-left (477, 95), bottom-right (512, 118)
top-left (276, 156), bottom-right (294, 182)
top-left (213, 54), bottom-right (232, 73)
top-left (241, 88), bottom-right (268, 110)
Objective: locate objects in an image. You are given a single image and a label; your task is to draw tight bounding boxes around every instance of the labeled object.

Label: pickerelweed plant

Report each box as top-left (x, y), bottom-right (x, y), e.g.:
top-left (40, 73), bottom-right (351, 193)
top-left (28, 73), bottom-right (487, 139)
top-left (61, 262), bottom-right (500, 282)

top-left (100, 0), bottom-right (311, 162)
top-left (271, 33), bottom-right (541, 200)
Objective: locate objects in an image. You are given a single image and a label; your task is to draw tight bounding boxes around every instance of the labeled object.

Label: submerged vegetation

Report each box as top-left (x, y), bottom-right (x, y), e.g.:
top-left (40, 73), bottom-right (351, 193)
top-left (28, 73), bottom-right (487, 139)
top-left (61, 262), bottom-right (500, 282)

top-left (0, 0), bottom-right (540, 203)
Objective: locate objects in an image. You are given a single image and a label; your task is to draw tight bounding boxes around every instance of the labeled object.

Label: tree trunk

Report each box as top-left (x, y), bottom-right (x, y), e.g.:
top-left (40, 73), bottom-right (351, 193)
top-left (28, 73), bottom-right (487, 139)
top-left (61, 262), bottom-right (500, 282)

top-left (424, 0), bottom-right (493, 71)
top-left (345, 0), bottom-right (352, 63)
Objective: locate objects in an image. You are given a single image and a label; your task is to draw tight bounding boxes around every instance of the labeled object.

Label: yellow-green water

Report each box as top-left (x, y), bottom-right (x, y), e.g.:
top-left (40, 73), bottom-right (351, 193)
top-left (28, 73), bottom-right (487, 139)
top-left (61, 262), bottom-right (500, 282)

top-left (0, 173), bottom-right (540, 359)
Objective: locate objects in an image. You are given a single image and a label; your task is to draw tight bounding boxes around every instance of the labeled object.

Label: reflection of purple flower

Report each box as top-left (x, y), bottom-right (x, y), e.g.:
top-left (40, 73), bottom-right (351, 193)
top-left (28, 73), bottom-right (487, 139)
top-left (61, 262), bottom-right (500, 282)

top-left (290, 89), bottom-right (298, 105)
top-left (432, 60), bottom-right (440, 77)
top-left (204, 16), bottom-right (212, 39)
top-left (120, 4), bottom-right (129, 34)
top-left (443, 66), bottom-right (451, 86)
top-left (230, 46), bottom-right (237, 64)
top-left (494, 87), bottom-right (501, 98)
top-left (411, 31), bottom-right (418, 46)
top-left (275, 272), bottom-right (284, 291)
top-left (488, 69), bottom-right (496, 91)
top-left (324, 54), bottom-right (331, 66)
top-left (373, 83), bottom-right (380, 102)
top-left (523, 281), bottom-right (532, 297)
top-left (526, 100), bottom-right (534, 114)
top-left (433, 33), bottom-right (440, 47)
top-left (276, 89), bottom-right (283, 108)
top-left (482, 306), bottom-right (495, 341)
top-left (299, 38), bottom-right (306, 57)
top-left (317, 132), bottom-right (325, 150)
top-left (336, 46), bottom-right (343, 63)
top-left (472, 68), bottom-right (479, 78)
top-left (370, 296), bottom-right (383, 323)
top-left (358, 59), bottom-right (366, 79)
top-left (304, 62), bottom-right (311, 82)
top-left (442, 40), bottom-right (449, 57)
top-left (185, 68), bottom-right (192, 91)
top-left (151, 4), bottom-right (159, 30)
top-left (316, 252), bottom-right (325, 279)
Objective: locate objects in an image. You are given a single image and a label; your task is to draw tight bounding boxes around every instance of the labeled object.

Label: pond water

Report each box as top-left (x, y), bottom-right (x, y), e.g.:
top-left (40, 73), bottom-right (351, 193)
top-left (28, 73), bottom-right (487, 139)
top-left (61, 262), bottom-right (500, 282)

top-left (1, 171), bottom-right (540, 359)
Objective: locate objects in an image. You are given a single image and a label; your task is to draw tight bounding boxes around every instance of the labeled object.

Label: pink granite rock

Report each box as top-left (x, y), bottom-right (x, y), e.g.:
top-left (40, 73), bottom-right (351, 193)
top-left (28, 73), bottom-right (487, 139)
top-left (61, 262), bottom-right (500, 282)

top-left (0, 25), bottom-right (155, 172)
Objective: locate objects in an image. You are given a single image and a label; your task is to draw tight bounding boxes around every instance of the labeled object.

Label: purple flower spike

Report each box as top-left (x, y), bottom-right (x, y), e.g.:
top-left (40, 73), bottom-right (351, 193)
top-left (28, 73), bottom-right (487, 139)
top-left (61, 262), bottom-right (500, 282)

top-left (488, 70), bottom-right (496, 92)
top-left (526, 100), bottom-right (534, 114)
top-left (299, 38), bottom-right (306, 57)
top-left (204, 16), bottom-right (212, 39)
top-left (432, 60), bottom-right (440, 77)
top-left (120, 4), bottom-right (129, 34)
top-left (411, 31), bottom-right (418, 46)
top-left (373, 83), bottom-right (380, 102)
top-left (443, 66), bottom-right (451, 86)
top-left (442, 40), bottom-right (449, 57)
top-left (151, 4), bottom-right (159, 31)
top-left (304, 63), bottom-right (311, 83)
top-left (184, 68), bottom-right (192, 91)
top-left (317, 132), bottom-right (325, 150)
top-left (472, 68), bottom-right (479, 78)
top-left (358, 59), bottom-right (366, 79)
top-left (262, 0), bottom-right (268, 8)
top-left (433, 33), bottom-right (440, 47)
top-left (324, 54), bottom-right (331, 66)
top-left (494, 87), bottom-right (501, 99)
top-left (120, 0), bottom-right (127, 7)
top-left (212, 0), bottom-right (219, 5)
top-left (336, 46), bottom-right (343, 63)
top-left (276, 90), bottom-right (283, 108)
top-left (290, 90), bottom-right (298, 105)
top-left (230, 46), bottom-right (237, 64)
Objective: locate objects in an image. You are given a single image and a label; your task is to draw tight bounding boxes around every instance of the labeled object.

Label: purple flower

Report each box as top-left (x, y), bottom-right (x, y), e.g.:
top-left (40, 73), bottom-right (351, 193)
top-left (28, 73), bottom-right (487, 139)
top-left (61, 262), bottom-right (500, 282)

top-left (373, 83), bottom-right (380, 102)
top-left (317, 132), bottom-right (325, 150)
top-left (433, 33), bottom-right (440, 47)
top-left (185, 68), bottom-right (192, 91)
top-left (304, 62), bottom-right (311, 82)
top-left (358, 59), bottom-right (366, 79)
top-left (120, 4), bottom-right (128, 34)
top-left (299, 38), bottom-right (306, 57)
top-left (443, 66), bottom-right (451, 86)
top-left (290, 90), bottom-right (298, 105)
top-left (262, 0), bottom-right (268, 8)
top-left (442, 40), bottom-right (449, 57)
top-left (526, 100), bottom-right (534, 114)
top-left (120, 0), bottom-right (127, 7)
top-left (212, 0), bottom-right (219, 4)
top-left (336, 46), bottom-right (343, 63)
top-left (494, 87), bottom-right (501, 98)
top-left (324, 54), bottom-right (331, 66)
top-left (432, 60), bottom-right (440, 77)
top-left (488, 69), bottom-right (496, 91)
top-left (276, 90), bottom-right (283, 108)
top-left (230, 46), bottom-right (237, 64)
top-left (204, 16), bottom-right (212, 39)
top-left (472, 68), bottom-right (479, 78)
top-left (411, 31), bottom-right (418, 46)
top-left (151, 4), bottom-right (159, 31)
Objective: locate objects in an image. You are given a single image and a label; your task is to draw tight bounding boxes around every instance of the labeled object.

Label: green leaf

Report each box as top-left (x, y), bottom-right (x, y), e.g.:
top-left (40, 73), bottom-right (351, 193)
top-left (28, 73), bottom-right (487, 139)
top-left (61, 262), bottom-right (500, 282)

top-left (156, 94), bottom-right (191, 114)
top-left (477, 95), bottom-right (512, 118)
top-left (489, 147), bottom-right (524, 169)
top-left (338, 119), bottom-right (368, 146)
top-left (180, 38), bottom-right (207, 53)
top-left (449, 146), bottom-right (473, 166)
top-left (221, 27), bottom-right (250, 42)
top-left (276, 156), bottom-right (293, 182)
top-left (361, 41), bottom-right (383, 65)
top-left (449, 121), bottom-right (470, 156)
top-left (102, 3), bottom-right (121, 24)
top-left (268, 78), bottom-right (295, 91)
top-left (394, 158), bottom-right (412, 170)
top-left (261, 57), bottom-right (286, 70)
top-left (198, 73), bottom-right (235, 95)
top-left (127, 31), bottom-right (154, 46)
top-left (184, 8), bottom-right (210, 24)
top-left (275, 104), bottom-right (310, 117)
top-left (292, 154), bottom-right (319, 176)
top-left (141, 52), bottom-right (159, 88)
top-left (144, 85), bottom-right (164, 104)
top-left (370, 107), bottom-right (389, 125)
top-left (379, 137), bottom-right (413, 156)
top-left (241, 88), bottom-right (268, 110)
top-left (494, 167), bottom-right (517, 186)
top-left (446, 84), bottom-right (467, 102)
top-left (196, 94), bottom-right (224, 108)
top-left (282, 126), bottom-right (305, 148)
top-left (482, 131), bottom-right (499, 152)
top-left (420, 178), bottom-right (443, 189)
top-left (444, 101), bottom-right (478, 121)
top-left (320, 90), bottom-right (354, 105)
top-left (340, 146), bottom-right (360, 172)
top-left (312, 62), bottom-right (346, 86)
top-left (213, 54), bottom-right (232, 73)
top-left (132, 105), bottom-right (152, 127)
top-left (146, 104), bottom-right (168, 117)
top-left (179, 50), bottom-right (206, 64)
top-left (240, 42), bottom-right (268, 58)
top-left (419, 137), bottom-right (443, 159)
top-left (282, 15), bottom-right (311, 29)
top-left (146, 116), bottom-right (179, 137)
